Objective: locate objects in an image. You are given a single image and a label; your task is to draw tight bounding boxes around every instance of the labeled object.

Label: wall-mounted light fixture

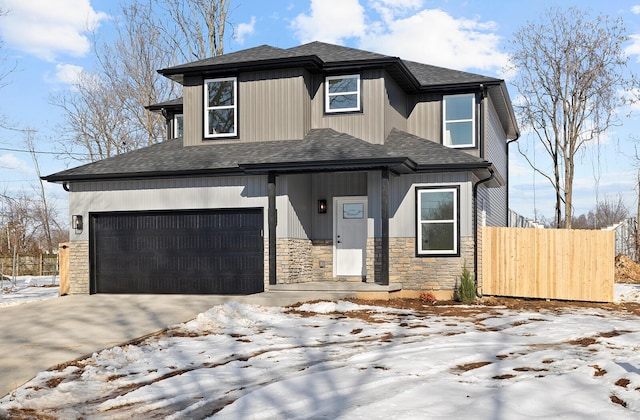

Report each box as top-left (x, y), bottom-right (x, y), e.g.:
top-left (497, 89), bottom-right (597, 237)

top-left (317, 199), bottom-right (327, 214)
top-left (73, 215), bottom-right (83, 234)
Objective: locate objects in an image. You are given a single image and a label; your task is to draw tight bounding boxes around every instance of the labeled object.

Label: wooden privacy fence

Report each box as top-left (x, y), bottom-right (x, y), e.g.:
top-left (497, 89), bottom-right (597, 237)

top-left (482, 227), bottom-right (615, 302)
top-left (59, 242), bottom-right (70, 295)
top-left (0, 254), bottom-right (59, 277)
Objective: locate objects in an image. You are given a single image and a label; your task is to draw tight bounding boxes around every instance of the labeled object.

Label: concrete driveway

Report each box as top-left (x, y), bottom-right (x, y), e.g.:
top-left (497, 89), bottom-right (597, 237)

top-left (0, 291), bottom-right (354, 398)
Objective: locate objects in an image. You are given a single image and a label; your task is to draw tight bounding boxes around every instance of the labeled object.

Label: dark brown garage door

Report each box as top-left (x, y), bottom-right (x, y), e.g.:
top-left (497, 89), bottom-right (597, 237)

top-left (90, 209), bottom-right (264, 294)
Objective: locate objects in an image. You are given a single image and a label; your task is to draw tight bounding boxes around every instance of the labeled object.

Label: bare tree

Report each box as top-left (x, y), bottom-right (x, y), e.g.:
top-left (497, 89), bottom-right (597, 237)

top-left (156, 0), bottom-right (230, 61)
top-left (24, 129), bottom-right (62, 253)
top-left (0, 6), bottom-right (12, 90)
top-left (51, 71), bottom-right (135, 161)
top-left (595, 195), bottom-right (628, 228)
top-left (52, 0), bottom-right (231, 162)
top-left (508, 7), bottom-right (635, 228)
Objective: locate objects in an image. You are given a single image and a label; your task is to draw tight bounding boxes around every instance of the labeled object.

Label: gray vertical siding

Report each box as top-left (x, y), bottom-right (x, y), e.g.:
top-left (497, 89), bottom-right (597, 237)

top-left (311, 69), bottom-right (387, 144)
top-left (239, 69), bottom-right (310, 142)
top-left (476, 184), bottom-right (507, 227)
top-left (182, 69), bottom-right (310, 146)
top-left (311, 172), bottom-right (367, 239)
top-left (384, 74), bottom-right (407, 137)
top-left (407, 93), bottom-right (441, 141)
top-left (68, 176), bottom-right (269, 242)
top-left (485, 99), bottom-right (508, 180)
top-left (280, 174), bottom-right (312, 240)
top-left (182, 75), bottom-right (203, 147)
top-left (481, 98), bottom-right (508, 227)
top-left (388, 172), bottom-right (473, 238)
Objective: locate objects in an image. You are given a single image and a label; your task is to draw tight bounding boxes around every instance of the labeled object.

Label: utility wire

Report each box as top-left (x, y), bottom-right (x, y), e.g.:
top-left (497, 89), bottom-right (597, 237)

top-left (0, 146), bottom-right (85, 157)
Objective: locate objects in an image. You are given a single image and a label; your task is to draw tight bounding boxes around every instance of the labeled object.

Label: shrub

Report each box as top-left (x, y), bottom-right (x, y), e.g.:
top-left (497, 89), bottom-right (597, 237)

top-left (419, 291), bottom-right (437, 305)
top-left (457, 263), bottom-right (476, 304)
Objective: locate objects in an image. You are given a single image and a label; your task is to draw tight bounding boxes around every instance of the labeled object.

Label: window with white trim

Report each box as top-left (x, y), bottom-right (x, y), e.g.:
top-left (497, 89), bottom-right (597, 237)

top-left (416, 187), bottom-right (459, 255)
top-left (174, 113), bottom-right (183, 138)
top-left (325, 75), bottom-right (360, 113)
top-left (443, 93), bottom-right (475, 148)
top-left (204, 77), bottom-right (236, 137)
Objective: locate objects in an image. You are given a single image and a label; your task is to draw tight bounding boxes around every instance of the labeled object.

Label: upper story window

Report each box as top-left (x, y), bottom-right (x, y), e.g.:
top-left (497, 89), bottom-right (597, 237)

top-left (204, 77), bottom-right (236, 138)
top-left (443, 93), bottom-right (475, 148)
top-left (325, 75), bottom-right (360, 113)
top-left (174, 113), bottom-right (184, 138)
top-left (416, 186), bottom-right (459, 256)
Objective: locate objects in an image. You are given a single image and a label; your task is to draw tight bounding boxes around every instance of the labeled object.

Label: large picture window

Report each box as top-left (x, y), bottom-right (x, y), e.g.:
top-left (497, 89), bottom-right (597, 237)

top-left (416, 187), bottom-right (459, 255)
top-left (204, 77), bottom-right (236, 138)
top-left (325, 75), bottom-right (360, 113)
top-left (443, 94), bottom-right (475, 148)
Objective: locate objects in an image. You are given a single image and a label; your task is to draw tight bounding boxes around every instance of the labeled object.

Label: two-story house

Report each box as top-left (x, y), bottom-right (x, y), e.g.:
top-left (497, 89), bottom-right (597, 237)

top-left (44, 41), bottom-right (519, 298)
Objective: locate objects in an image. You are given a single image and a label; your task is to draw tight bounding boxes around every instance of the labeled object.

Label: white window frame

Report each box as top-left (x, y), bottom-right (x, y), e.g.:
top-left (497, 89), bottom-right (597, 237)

top-left (204, 77), bottom-right (237, 138)
top-left (325, 74), bottom-right (361, 113)
top-left (174, 113), bottom-right (183, 138)
top-left (416, 187), bottom-right (459, 256)
top-left (443, 93), bottom-right (476, 148)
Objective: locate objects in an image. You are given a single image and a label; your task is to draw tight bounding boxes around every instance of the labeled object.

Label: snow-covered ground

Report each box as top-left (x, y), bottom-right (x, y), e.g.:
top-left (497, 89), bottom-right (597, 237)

top-left (1, 284), bottom-right (640, 418)
top-left (0, 275), bottom-right (59, 308)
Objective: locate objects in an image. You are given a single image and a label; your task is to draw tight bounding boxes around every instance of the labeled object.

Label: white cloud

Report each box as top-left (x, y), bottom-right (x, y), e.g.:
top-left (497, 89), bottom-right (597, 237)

top-left (359, 8), bottom-right (508, 72)
top-left (632, 5), bottom-right (640, 14)
top-left (234, 16), bottom-right (256, 45)
top-left (368, 0), bottom-right (423, 23)
top-left (53, 63), bottom-right (84, 85)
top-left (0, 154), bottom-right (32, 174)
top-left (290, 0), bottom-right (367, 44)
top-left (0, 0), bottom-right (108, 61)
top-left (290, 2), bottom-right (507, 73)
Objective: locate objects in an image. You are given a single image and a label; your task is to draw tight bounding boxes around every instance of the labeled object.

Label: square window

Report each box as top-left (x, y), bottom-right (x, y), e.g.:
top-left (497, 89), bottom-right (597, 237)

top-left (443, 94), bottom-right (475, 148)
top-left (325, 75), bottom-right (360, 113)
top-left (416, 187), bottom-right (459, 255)
top-left (204, 77), bottom-right (237, 138)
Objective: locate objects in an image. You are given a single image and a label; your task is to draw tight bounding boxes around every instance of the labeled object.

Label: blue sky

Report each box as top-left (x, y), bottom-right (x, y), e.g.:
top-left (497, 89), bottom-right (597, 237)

top-left (1, 0), bottom-right (640, 225)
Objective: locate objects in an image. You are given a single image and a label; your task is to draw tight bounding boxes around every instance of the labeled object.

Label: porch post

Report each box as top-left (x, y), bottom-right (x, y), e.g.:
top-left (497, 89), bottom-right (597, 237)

top-left (268, 172), bottom-right (277, 285)
top-left (381, 169), bottom-right (390, 285)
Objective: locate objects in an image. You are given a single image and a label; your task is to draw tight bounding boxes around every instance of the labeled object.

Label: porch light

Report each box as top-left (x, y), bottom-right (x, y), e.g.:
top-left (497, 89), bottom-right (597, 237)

top-left (73, 215), bottom-right (83, 234)
top-left (318, 199), bottom-right (327, 214)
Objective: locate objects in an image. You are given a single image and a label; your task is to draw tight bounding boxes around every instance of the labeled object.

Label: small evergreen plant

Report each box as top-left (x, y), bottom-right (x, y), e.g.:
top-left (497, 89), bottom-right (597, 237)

top-left (457, 263), bottom-right (476, 304)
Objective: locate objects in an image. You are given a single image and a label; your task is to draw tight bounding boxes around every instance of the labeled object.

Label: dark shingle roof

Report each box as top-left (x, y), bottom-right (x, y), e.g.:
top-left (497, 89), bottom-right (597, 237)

top-left (43, 129), bottom-right (494, 182)
top-left (385, 129), bottom-right (488, 168)
top-left (158, 41), bottom-right (497, 90)
top-left (163, 45), bottom-right (296, 72)
top-left (286, 41), bottom-right (393, 64)
top-left (401, 60), bottom-right (499, 88)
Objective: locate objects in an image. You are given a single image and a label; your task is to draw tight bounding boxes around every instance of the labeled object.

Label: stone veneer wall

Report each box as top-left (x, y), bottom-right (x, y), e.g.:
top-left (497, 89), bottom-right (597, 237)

top-left (276, 238), bottom-right (312, 283)
top-left (389, 237), bottom-right (475, 291)
top-left (310, 239), bottom-right (333, 281)
top-left (68, 241), bottom-right (90, 294)
top-left (366, 238), bottom-right (381, 282)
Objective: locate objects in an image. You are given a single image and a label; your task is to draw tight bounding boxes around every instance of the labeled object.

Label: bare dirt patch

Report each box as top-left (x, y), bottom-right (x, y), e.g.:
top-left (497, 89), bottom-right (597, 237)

top-left (338, 296), bottom-right (628, 317)
top-left (452, 361), bottom-right (492, 373)
top-left (615, 254), bottom-right (640, 284)
top-left (567, 337), bottom-right (598, 347)
top-left (591, 365), bottom-right (607, 377)
top-left (493, 374), bottom-right (516, 380)
top-left (610, 394), bottom-right (627, 408)
top-left (615, 378), bottom-right (631, 388)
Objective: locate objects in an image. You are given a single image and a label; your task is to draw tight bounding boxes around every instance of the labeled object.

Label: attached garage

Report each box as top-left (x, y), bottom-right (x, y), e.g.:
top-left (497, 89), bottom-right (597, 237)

top-left (89, 208), bottom-right (264, 294)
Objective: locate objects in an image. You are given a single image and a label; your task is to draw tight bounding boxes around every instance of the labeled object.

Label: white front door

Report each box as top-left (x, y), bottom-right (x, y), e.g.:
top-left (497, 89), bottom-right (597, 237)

top-left (334, 197), bottom-right (368, 277)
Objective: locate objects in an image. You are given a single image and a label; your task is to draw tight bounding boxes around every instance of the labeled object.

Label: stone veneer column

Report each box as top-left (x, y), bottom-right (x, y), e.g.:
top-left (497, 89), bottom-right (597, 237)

top-left (276, 238), bottom-right (313, 283)
top-left (68, 241), bottom-right (90, 294)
